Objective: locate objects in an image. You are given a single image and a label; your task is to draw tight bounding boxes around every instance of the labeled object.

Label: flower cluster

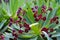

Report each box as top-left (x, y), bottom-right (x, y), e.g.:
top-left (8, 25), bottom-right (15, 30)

top-left (50, 16), bottom-right (59, 24)
top-left (32, 5), bottom-right (59, 24)
top-left (41, 27), bottom-right (54, 38)
top-left (32, 5), bottom-right (53, 22)
top-left (32, 5), bottom-right (59, 39)
top-left (8, 7), bottom-right (31, 40)
top-left (8, 5), bottom-right (59, 40)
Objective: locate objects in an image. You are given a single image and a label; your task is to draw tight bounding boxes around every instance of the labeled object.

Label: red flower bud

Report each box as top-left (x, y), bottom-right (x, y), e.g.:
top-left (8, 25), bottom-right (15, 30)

top-left (56, 20), bottom-right (59, 24)
top-left (24, 23), bottom-right (30, 28)
top-left (42, 5), bottom-right (46, 9)
top-left (25, 29), bottom-right (29, 33)
top-left (35, 17), bottom-right (40, 22)
top-left (50, 28), bottom-right (54, 32)
top-left (48, 7), bottom-right (52, 11)
top-left (42, 16), bottom-right (46, 21)
top-left (13, 37), bottom-right (17, 40)
top-left (9, 22), bottom-right (12, 26)
top-left (50, 16), bottom-right (59, 24)
top-left (41, 8), bottom-right (46, 13)
top-left (18, 16), bottom-right (22, 21)
top-left (10, 17), bottom-right (14, 22)
top-left (19, 24), bottom-right (23, 28)
top-left (34, 12), bottom-right (38, 18)
top-left (31, 8), bottom-right (34, 10)
top-left (50, 19), bottom-right (54, 23)
top-left (35, 6), bottom-right (38, 9)
top-left (12, 30), bottom-right (16, 33)
top-left (18, 30), bottom-right (23, 34)
top-left (38, 14), bottom-right (42, 19)
top-left (15, 20), bottom-right (20, 23)
top-left (17, 8), bottom-right (22, 16)
top-left (14, 34), bottom-right (18, 38)
top-left (41, 27), bottom-right (48, 33)
top-left (22, 19), bottom-right (26, 23)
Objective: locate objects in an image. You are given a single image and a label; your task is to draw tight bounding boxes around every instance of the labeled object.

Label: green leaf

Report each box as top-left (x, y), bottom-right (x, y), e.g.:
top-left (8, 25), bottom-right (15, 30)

top-left (49, 23), bottom-right (57, 28)
top-left (5, 38), bottom-right (9, 40)
top-left (54, 24), bottom-right (60, 29)
top-left (26, 10), bottom-right (35, 23)
top-left (57, 36), bottom-right (60, 40)
top-left (18, 33), bottom-right (37, 39)
top-left (1, 26), bottom-right (8, 32)
top-left (24, 15), bottom-right (32, 24)
top-left (55, 0), bottom-right (60, 4)
top-left (30, 37), bottom-right (37, 40)
top-left (4, 33), bottom-right (14, 40)
top-left (30, 23), bottom-right (40, 35)
top-left (37, 0), bottom-right (45, 6)
top-left (4, 32), bottom-right (13, 38)
top-left (49, 8), bottom-right (58, 19)
top-left (56, 7), bottom-right (60, 17)
top-left (52, 32), bottom-right (60, 37)
top-left (38, 7), bottom-right (41, 14)
top-left (0, 20), bottom-right (7, 29)
top-left (26, 3), bottom-right (35, 23)
top-left (2, 8), bottom-right (10, 18)
top-left (12, 24), bottom-right (20, 30)
top-left (42, 11), bottom-right (50, 27)
top-left (37, 36), bottom-right (44, 40)
top-left (10, 0), bottom-right (18, 16)
top-left (1, 0), bottom-right (6, 9)
top-left (10, 0), bottom-right (25, 17)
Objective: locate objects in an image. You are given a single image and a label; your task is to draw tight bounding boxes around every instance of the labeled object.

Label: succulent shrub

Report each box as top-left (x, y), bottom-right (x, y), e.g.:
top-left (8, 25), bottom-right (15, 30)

top-left (0, 0), bottom-right (60, 40)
